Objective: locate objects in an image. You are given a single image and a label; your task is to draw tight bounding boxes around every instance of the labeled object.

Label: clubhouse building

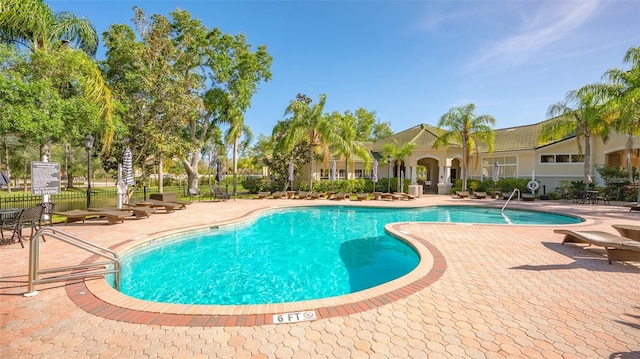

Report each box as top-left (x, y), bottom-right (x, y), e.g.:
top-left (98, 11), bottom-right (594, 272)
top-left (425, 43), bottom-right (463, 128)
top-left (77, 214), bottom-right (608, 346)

top-left (307, 120), bottom-right (638, 195)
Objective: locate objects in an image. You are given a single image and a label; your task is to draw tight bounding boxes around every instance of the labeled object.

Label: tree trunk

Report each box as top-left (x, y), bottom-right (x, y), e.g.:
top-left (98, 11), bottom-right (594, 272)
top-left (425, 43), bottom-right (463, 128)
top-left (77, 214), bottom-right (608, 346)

top-left (2, 139), bottom-right (11, 194)
top-left (637, 153), bottom-right (640, 203)
top-left (309, 145), bottom-right (314, 191)
top-left (461, 138), bottom-right (468, 191)
top-left (584, 134), bottom-right (591, 191)
top-left (396, 161), bottom-right (401, 192)
top-left (158, 158), bottom-right (164, 193)
top-left (183, 152), bottom-right (200, 190)
top-left (232, 137), bottom-right (238, 196)
top-left (626, 135), bottom-right (634, 183)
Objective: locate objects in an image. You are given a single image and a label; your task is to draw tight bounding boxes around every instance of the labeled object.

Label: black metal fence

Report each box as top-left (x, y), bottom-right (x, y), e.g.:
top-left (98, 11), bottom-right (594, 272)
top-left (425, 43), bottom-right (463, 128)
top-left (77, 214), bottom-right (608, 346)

top-left (0, 189), bottom-right (147, 211)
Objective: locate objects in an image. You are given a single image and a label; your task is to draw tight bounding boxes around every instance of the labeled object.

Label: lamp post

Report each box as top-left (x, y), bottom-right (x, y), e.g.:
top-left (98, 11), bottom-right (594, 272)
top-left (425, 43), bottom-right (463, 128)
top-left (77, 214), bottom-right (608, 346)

top-left (387, 154), bottom-right (392, 193)
top-left (84, 134), bottom-right (94, 209)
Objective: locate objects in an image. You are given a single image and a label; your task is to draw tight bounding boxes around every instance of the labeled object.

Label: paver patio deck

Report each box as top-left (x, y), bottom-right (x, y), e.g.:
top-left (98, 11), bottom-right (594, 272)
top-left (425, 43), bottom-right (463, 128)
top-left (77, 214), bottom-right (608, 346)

top-left (1, 195), bottom-right (639, 358)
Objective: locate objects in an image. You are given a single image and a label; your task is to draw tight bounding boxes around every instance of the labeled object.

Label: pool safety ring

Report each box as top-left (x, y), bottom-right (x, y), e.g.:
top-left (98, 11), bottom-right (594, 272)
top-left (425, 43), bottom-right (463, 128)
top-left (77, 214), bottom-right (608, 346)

top-left (527, 180), bottom-right (539, 192)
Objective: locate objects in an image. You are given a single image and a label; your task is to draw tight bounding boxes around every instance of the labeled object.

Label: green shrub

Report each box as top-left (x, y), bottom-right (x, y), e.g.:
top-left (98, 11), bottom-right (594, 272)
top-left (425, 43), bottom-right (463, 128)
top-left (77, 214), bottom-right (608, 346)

top-left (241, 177), bottom-right (270, 193)
top-left (496, 178), bottom-right (529, 193)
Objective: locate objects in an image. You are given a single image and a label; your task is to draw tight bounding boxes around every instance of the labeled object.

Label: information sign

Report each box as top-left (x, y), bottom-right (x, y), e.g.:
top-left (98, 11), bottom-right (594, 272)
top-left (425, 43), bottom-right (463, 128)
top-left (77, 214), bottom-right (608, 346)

top-left (31, 161), bottom-right (61, 195)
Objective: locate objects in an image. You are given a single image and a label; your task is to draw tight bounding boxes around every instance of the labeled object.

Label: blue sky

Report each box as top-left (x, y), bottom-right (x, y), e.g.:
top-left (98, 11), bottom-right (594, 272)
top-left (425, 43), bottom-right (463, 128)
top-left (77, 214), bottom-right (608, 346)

top-left (49, 0), bottom-right (640, 138)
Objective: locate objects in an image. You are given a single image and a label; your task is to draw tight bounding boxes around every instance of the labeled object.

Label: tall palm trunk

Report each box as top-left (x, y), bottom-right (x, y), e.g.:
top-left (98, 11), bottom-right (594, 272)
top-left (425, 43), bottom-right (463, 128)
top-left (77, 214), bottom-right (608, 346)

top-left (232, 137), bottom-right (238, 196)
top-left (308, 145), bottom-right (315, 191)
top-left (461, 137), bottom-right (468, 191)
top-left (584, 134), bottom-right (591, 191)
top-left (625, 135), bottom-right (634, 183)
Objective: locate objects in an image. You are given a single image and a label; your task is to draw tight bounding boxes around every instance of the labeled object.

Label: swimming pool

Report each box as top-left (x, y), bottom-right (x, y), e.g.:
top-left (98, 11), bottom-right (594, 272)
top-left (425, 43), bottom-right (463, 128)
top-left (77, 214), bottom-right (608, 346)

top-left (113, 206), bottom-right (581, 305)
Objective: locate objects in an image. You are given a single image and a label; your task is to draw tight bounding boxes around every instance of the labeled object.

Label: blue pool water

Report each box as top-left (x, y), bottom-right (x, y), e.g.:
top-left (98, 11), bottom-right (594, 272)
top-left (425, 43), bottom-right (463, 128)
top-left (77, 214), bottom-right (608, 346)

top-left (113, 206), bottom-right (581, 305)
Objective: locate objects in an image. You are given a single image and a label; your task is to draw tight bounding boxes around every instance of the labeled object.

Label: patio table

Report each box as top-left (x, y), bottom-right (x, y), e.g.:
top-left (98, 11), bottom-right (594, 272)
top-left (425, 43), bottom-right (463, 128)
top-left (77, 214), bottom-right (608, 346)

top-left (0, 208), bottom-right (22, 225)
top-left (0, 208), bottom-right (23, 240)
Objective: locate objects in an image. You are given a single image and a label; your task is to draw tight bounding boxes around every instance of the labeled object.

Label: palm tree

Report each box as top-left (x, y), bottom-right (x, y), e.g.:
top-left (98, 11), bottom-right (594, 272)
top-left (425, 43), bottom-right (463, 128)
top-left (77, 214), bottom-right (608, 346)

top-left (0, 0), bottom-right (98, 55)
top-left (588, 46), bottom-right (640, 185)
top-left (330, 112), bottom-right (371, 179)
top-left (276, 94), bottom-right (332, 191)
top-left (434, 104), bottom-right (496, 192)
top-left (539, 87), bottom-right (610, 191)
top-left (382, 141), bottom-right (417, 192)
top-left (225, 115), bottom-right (253, 196)
top-left (0, 0), bottom-right (113, 150)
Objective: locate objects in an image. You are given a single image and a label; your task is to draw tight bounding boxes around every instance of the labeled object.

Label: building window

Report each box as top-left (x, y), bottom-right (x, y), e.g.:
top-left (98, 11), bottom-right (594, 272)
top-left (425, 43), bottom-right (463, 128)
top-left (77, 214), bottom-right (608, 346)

top-left (482, 156), bottom-right (517, 179)
top-left (540, 155), bottom-right (555, 163)
top-left (540, 154), bottom-right (584, 164)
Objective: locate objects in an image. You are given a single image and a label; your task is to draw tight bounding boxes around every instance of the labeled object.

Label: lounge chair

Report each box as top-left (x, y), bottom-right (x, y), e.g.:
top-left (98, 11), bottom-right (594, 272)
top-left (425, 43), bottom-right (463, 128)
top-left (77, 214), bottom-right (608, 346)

top-left (132, 200), bottom-right (181, 213)
top-left (54, 209), bottom-right (129, 225)
top-left (555, 229), bottom-right (640, 264)
top-left (394, 192), bottom-right (416, 200)
top-left (455, 191), bottom-right (470, 199)
top-left (146, 198), bottom-right (189, 209)
top-left (270, 191), bottom-right (287, 199)
top-left (89, 206), bottom-right (157, 219)
top-left (149, 193), bottom-right (192, 206)
top-left (296, 191), bottom-right (311, 199)
top-left (380, 193), bottom-right (401, 201)
top-left (472, 192), bottom-right (487, 199)
top-left (521, 193), bottom-right (535, 201)
top-left (611, 224), bottom-right (640, 242)
top-left (334, 193), bottom-right (351, 200)
top-left (257, 191), bottom-right (271, 199)
top-left (308, 192), bottom-right (327, 199)
top-left (356, 193), bottom-right (368, 201)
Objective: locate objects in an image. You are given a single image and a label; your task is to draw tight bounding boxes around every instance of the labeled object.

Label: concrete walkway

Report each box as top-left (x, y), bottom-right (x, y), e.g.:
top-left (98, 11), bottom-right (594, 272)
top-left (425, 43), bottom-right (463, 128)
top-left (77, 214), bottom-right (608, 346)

top-left (1, 195), bottom-right (639, 358)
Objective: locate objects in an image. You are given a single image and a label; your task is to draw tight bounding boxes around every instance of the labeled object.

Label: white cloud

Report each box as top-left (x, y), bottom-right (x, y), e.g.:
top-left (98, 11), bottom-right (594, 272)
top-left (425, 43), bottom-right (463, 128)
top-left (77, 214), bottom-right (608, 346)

top-left (464, 1), bottom-right (605, 72)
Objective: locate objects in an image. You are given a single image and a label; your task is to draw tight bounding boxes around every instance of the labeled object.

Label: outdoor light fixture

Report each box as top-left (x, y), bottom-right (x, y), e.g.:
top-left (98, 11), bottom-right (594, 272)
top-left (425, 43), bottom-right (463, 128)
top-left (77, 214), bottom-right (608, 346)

top-left (387, 154), bottom-right (392, 193)
top-left (84, 134), bottom-right (94, 209)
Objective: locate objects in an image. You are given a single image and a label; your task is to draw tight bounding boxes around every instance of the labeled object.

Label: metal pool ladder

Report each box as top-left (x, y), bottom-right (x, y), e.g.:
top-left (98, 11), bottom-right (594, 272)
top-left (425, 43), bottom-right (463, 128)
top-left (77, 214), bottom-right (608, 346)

top-left (501, 188), bottom-right (520, 211)
top-left (24, 226), bottom-right (121, 296)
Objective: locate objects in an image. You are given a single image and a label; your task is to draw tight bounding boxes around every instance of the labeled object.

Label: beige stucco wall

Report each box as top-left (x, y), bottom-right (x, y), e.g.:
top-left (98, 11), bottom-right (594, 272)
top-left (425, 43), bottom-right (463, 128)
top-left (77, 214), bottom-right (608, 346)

top-left (289, 132), bottom-right (639, 194)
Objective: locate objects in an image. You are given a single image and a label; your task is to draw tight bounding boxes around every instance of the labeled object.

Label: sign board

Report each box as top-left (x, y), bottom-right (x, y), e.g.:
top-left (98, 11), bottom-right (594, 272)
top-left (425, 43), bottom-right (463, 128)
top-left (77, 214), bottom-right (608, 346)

top-left (31, 161), bottom-right (61, 195)
top-left (272, 311), bottom-right (317, 324)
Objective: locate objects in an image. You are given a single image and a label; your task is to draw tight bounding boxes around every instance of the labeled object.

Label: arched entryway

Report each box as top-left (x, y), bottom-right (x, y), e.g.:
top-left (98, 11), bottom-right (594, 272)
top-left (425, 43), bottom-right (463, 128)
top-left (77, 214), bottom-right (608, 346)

top-left (416, 157), bottom-right (439, 193)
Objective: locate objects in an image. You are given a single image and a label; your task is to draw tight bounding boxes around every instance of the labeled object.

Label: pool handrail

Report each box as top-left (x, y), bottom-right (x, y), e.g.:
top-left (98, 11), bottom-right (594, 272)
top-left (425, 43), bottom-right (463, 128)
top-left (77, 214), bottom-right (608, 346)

top-left (25, 226), bottom-right (121, 296)
top-left (501, 189), bottom-right (520, 211)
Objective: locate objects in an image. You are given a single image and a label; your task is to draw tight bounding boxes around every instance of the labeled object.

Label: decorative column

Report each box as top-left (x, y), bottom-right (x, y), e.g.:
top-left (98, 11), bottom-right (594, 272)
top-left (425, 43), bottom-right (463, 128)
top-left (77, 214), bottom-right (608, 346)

top-left (437, 158), bottom-right (453, 195)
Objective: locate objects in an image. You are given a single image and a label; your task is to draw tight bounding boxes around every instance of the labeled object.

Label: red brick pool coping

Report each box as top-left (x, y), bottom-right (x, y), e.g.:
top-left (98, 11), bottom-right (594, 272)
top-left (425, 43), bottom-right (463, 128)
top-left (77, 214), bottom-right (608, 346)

top-left (65, 223), bottom-right (447, 327)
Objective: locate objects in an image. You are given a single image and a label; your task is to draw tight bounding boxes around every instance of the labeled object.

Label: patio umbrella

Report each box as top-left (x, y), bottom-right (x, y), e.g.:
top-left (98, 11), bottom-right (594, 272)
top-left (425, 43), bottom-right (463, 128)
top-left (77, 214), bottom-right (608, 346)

top-left (121, 148), bottom-right (135, 206)
top-left (215, 158), bottom-right (223, 182)
top-left (492, 162), bottom-right (499, 182)
top-left (288, 161), bottom-right (294, 182)
top-left (331, 160), bottom-right (337, 182)
top-left (371, 159), bottom-right (378, 192)
top-left (123, 148), bottom-right (134, 186)
top-left (0, 170), bottom-right (9, 188)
